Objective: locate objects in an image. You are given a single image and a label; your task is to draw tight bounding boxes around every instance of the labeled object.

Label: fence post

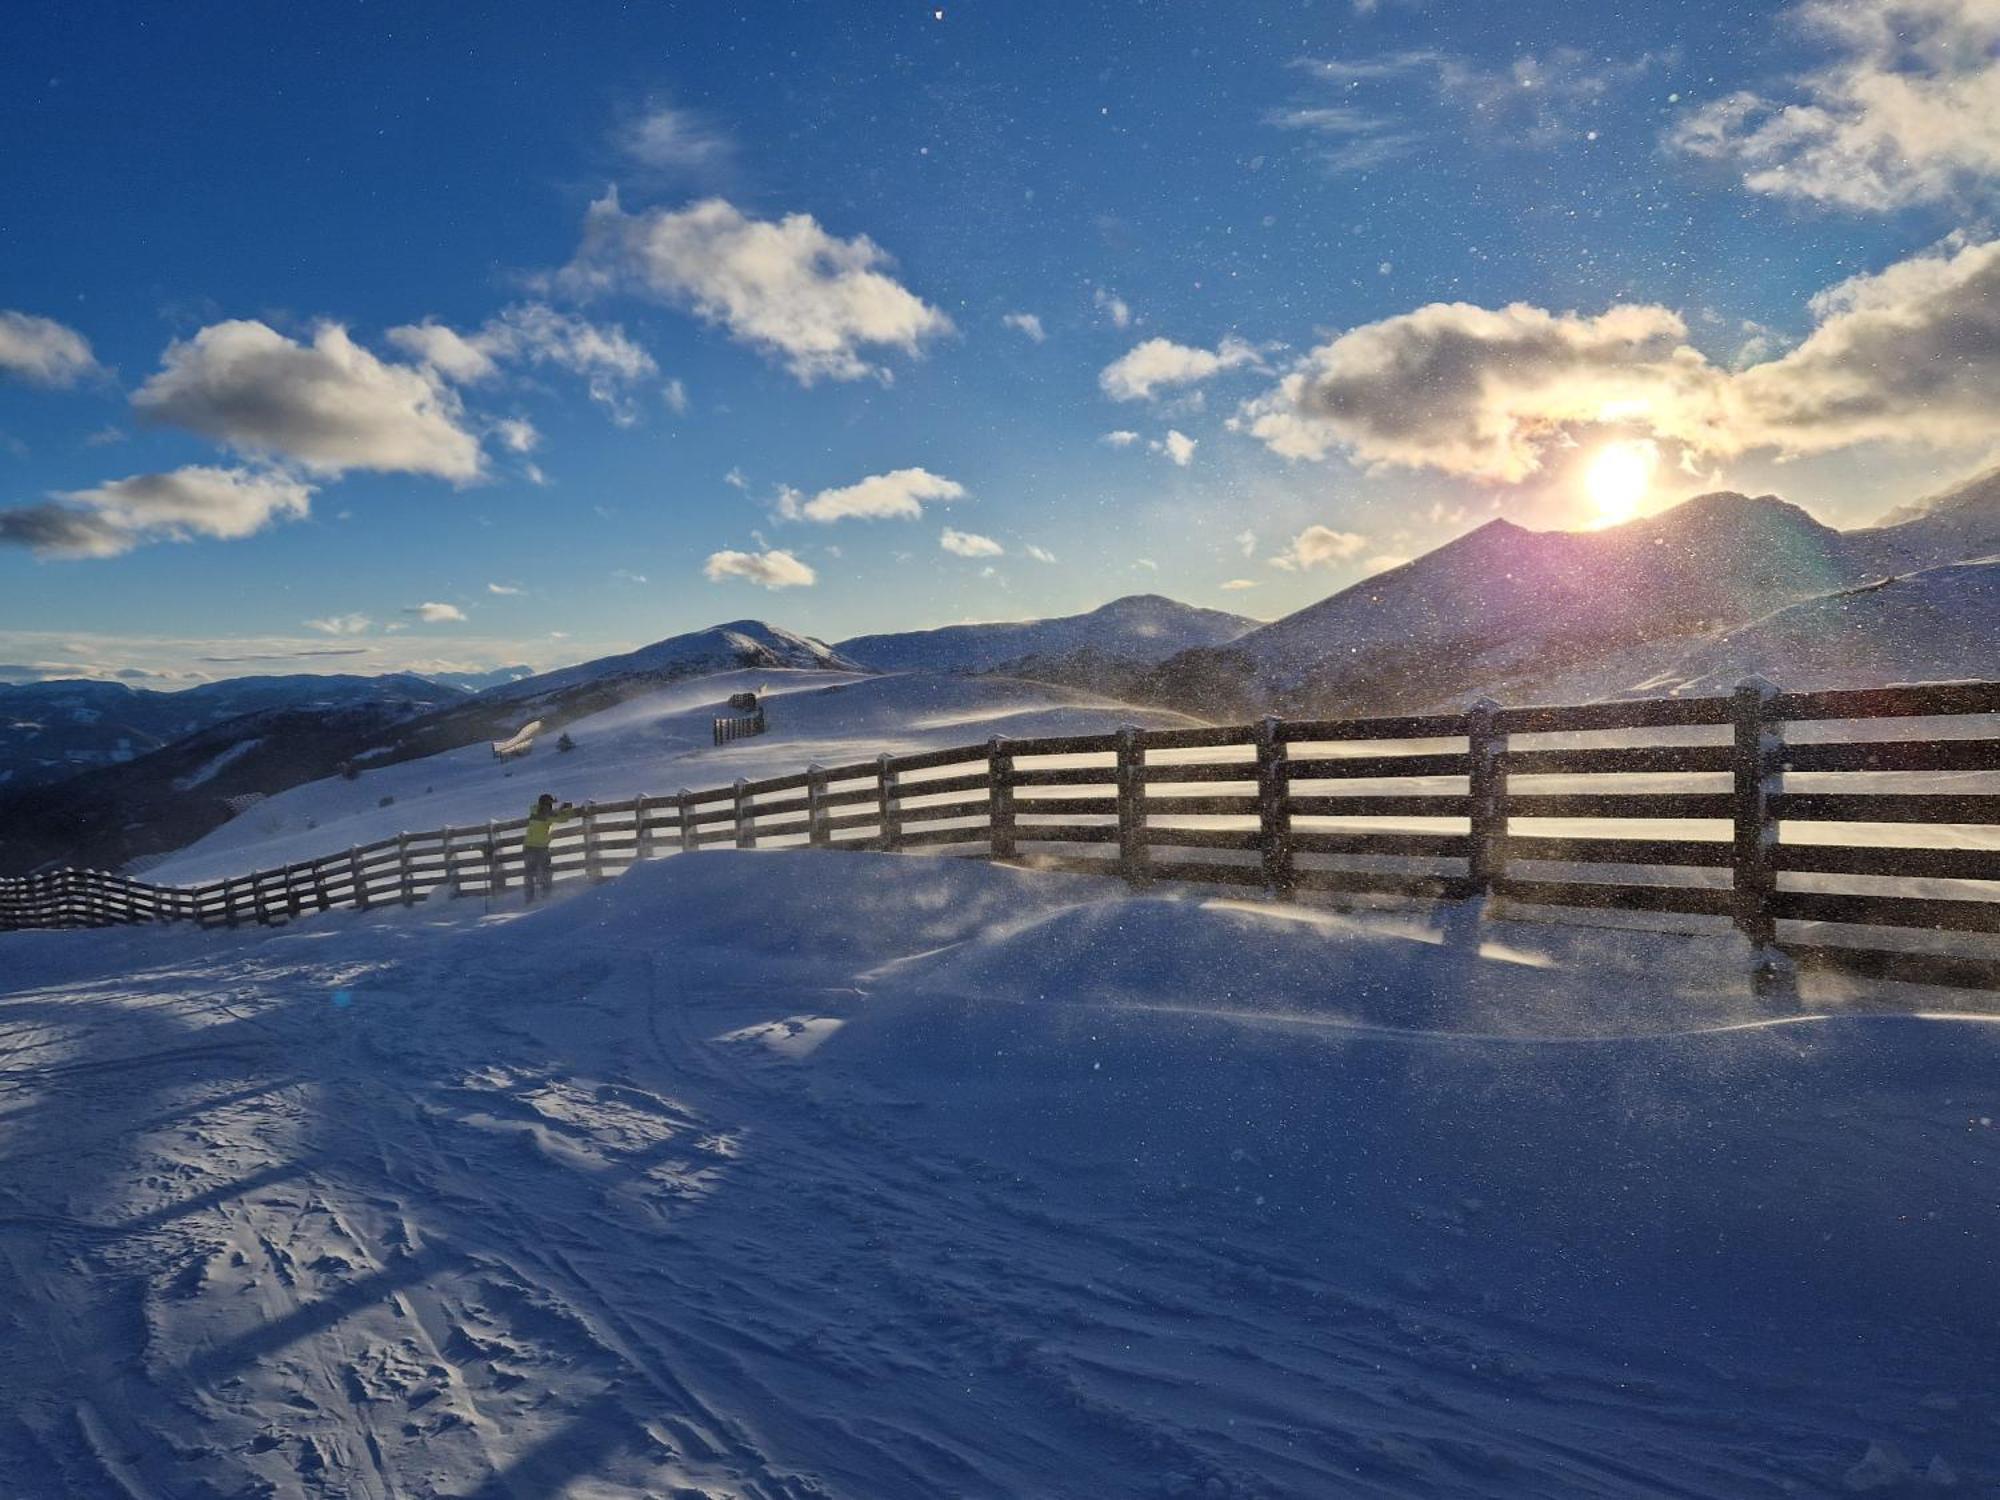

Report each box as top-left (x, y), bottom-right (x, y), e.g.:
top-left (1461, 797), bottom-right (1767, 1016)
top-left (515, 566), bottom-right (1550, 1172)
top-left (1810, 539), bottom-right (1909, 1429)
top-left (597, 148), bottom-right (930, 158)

top-left (678, 789), bottom-right (697, 853)
top-left (1466, 697), bottom-right (1508, 903)
top-left (397, 833), bottom-right (415, 906)
top-left (734, 780), bottom-right (754, 849)
top-left (633, 793), bottom-right (651, 860)
top-left (877, 753), bottom-right (901, 852)
top-left (345, 846), bottom-right (366, 912)
top-left (1116, 725), bottom-right (1150, 888)
top-left (807, 765), bottom-right (830, 848)
top-left (988, 736), bottom-right (1017, 860)
top-left (583, 803), bottom-right (604, 882)
top-left (1255, 715), bottom-right (1294, 898)
top-left (482, 820), bottom-right (500, 895)
top-left (286, 862), bottom-right (304, 921)
top-left (1732, 677), bottom-right (1795, 1001)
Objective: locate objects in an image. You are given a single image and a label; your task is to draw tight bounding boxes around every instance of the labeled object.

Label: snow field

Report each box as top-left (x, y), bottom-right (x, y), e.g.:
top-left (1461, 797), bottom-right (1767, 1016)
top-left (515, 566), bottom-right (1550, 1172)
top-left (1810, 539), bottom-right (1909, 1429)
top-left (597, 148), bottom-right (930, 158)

top-left (3, 850), bottom-right (1998, 1496)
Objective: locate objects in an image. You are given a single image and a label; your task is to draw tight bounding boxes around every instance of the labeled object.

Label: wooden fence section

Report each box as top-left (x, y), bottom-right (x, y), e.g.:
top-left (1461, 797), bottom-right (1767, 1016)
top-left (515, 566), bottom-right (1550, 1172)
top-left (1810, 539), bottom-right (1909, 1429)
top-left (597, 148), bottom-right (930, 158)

top-left (712, 709), bottom-right (767, 746)
top-left (5, 680), bottom-right (1999, 991)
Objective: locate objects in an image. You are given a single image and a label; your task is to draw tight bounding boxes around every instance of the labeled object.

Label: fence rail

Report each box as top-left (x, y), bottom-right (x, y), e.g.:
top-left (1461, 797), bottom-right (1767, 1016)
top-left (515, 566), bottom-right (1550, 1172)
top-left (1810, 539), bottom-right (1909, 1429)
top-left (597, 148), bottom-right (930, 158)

top-left (7, 679), bottom-right (2000, 992)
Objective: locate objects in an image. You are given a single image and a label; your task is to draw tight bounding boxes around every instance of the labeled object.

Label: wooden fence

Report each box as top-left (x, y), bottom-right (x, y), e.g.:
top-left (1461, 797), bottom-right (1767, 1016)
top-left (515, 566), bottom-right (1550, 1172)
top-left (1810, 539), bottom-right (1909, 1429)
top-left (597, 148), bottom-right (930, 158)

top-left (712, 708), bottom-right (767, 746)
top-left (5, 680), bottom-right (2000, 991)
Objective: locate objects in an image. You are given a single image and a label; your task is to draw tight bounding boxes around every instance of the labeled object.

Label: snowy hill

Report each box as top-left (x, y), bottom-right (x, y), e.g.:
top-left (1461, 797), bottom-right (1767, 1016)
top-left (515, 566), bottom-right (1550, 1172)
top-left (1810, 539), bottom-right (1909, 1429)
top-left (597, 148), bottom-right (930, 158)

top-left (4, 850), bottom-right (1996, 1496)
top-left (1619, 557), bottom-right (2000, 699)
top-left (1862, 463), bottom-right (2000, 570)
top-left (1140, 492), bottom-right (1922, 717)
top-left (150, 669), bottom-right (1201, 883)
top-left (0, 672), bottom-right (463, 793)
top-left (836, 593), bottom-right (1258, 675)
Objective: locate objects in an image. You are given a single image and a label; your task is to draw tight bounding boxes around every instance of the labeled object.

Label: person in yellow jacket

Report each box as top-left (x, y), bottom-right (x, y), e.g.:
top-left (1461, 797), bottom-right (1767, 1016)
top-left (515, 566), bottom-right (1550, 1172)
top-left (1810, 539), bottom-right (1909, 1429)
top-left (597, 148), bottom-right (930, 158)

top-left (522, 793), bottom-right (577, 903)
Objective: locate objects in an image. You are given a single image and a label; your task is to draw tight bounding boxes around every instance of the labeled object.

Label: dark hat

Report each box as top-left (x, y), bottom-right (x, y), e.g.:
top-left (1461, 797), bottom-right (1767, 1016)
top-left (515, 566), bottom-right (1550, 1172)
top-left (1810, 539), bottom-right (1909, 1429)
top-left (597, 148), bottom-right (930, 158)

top-left (536, 793), bottom-right (556, 807)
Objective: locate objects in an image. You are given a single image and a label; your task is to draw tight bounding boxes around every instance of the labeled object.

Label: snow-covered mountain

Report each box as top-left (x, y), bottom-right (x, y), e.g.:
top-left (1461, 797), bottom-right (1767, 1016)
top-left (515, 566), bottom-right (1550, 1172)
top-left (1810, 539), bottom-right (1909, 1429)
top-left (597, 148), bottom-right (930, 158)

top-left (1135, 492), bottom-right (1942, 716)
top-left (481, 620), bottom-right (860, 705)
top-left (836, 593), bottom-right (1258, 675)
top-left (0, 673), bottom-right (463, 793)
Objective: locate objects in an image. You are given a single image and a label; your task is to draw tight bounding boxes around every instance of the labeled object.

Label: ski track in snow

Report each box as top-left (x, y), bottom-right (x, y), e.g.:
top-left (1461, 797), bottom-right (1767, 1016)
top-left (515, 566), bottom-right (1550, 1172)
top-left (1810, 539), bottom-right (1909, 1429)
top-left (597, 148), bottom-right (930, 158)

top-left (3, 852), bottom-right (1997, 1498)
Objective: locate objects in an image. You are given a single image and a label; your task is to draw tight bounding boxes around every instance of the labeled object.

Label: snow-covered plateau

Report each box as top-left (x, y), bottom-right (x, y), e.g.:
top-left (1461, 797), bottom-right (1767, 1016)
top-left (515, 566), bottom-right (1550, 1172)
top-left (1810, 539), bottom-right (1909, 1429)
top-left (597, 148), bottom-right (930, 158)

top-left (3, 848), bottom-right (1997, 1498)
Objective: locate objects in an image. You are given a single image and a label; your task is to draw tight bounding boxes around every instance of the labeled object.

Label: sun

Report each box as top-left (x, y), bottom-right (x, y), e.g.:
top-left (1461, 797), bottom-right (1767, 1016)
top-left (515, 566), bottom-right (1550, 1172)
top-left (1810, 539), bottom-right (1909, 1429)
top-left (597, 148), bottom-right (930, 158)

top-left (1583, 440), bottom-right (1656, 526)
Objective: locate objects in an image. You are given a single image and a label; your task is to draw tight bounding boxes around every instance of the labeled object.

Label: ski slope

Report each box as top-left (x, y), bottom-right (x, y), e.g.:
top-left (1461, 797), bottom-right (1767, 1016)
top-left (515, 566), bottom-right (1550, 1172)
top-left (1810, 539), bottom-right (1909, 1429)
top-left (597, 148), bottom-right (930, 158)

top-left (152, 670), bottom-right (1203, 885)
top-left (2, 851), bottom-right (1995, 1497)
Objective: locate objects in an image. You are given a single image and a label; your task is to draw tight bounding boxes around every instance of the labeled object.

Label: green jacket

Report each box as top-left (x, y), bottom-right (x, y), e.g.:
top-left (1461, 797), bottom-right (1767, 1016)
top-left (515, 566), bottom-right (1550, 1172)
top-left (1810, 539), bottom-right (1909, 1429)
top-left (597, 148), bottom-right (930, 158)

top-left (524, 803), bottom-right (577, 848)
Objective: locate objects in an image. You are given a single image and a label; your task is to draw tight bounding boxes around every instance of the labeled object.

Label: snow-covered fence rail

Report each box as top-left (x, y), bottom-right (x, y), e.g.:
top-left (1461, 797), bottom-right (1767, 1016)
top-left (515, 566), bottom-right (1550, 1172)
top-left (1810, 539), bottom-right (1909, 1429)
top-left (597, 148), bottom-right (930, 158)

top-left (5, 679), bottom-right (2000, 990)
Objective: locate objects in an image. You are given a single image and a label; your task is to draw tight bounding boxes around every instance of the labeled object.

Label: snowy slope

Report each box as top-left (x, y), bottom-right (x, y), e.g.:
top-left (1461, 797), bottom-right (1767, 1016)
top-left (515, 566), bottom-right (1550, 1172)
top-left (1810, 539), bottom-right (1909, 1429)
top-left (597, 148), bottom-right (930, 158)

top-left (1494, 558), bottom-right (2000, 703)
top-left (1863, 463), bottom-right (2000, 569)
top-left (150, 669), bottom-right (1203, 883)
top-left (3, 851), bottom-right (1996, 1497)
top-left (837, 593), bottom-right (1258, 674)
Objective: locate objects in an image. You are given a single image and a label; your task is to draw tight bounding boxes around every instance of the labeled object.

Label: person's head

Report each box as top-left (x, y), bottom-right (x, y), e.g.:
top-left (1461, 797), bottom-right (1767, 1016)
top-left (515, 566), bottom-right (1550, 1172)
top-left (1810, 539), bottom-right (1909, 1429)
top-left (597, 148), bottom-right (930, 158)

top-left (536, 793), bottom-right (556, 811)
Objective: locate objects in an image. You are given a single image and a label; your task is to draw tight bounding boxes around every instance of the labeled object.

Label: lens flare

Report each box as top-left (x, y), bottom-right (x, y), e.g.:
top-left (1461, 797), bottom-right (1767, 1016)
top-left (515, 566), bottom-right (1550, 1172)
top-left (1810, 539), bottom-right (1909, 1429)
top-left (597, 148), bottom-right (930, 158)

top-left (1584, 440), bottom-right (1656, 526)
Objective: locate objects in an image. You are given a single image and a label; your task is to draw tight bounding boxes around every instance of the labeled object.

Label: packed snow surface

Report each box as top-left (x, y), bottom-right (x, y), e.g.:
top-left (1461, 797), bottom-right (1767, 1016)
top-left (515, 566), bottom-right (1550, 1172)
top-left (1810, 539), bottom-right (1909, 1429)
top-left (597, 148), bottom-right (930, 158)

top-left (152, 670), bottom-right (1199, 884)
top-left (3, 850), bottom-right (1997, 1497)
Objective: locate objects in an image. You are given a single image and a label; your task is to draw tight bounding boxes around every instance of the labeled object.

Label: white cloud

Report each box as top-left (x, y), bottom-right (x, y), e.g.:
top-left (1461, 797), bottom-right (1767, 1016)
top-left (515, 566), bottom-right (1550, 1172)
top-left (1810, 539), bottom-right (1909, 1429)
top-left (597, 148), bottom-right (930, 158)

top-left (1154, 430), bottom-right (1198, 467)
top-left (0, 465), bottom-right (313, 559)
top-left (612, 569), bottom-right (648, 584)
top-left (1002, 311), bottom-right (1047, 342)
top-left (1094, 288), bottom-right (1133, 328)
top-left (1240, 235), bottom-right (2000, 481)
top-left (940, 527), bottom-right (1004, 557)
top-left (616, 101), bottom-right (732, 172)
top-left (1220, 578), bottom-right (1261, 590)
top-left (0, 310), bottom-right (101, 387)
top-left (134, 320), bottom-right (483, 479)
top-left (305, 612), bottom-right (372, 635)
top-left (1265, 105), bottom-right (1422, 173)
top-left (1024, 543), bottom-right (1057, 563)
top-left (1365, 554), bottom-right (1410, 574)
top-left (384, 320), bottom-right (500, 383)
top-left (1235, 527), bottom-right (1258, 557)
top-left (1668, 0), bottom-right (2000, 211)
top-left (558, 192), bottom-right (952, 384)
top-left (392, 303), bottom-right (660, 424)
top-left (1100, 336), bottom-right (1261, 401)
top-left (704, 547), bottom-right (816, 588)
top-left (1102, 429), bottom-right (1140, 447)
top-left (493, 417), bottom-right (540, 453)
top-left (486, 582), bottom-right (523, 596)
top-left (405, 601), bottom-right (467, 623)
top-left (1270, 524), bottom-right (1368, 571)
top-left (795, 466), bottom-right (966, 522)
top-left (723, 467), bottom-right (748, 489)
top-left (663, 377), bottom-right (689, 415)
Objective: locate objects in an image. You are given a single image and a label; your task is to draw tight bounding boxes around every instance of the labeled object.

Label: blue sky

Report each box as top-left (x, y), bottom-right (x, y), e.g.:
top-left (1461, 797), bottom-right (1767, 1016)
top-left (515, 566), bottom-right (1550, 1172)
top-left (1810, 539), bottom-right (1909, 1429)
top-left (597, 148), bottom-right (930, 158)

top-left (3, 0), bottom-right (1996, 681)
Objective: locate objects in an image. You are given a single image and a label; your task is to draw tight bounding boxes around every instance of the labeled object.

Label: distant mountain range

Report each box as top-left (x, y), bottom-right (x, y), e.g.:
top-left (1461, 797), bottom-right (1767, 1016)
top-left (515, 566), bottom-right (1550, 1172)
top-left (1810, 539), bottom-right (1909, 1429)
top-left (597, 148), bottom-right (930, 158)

top-left (0, 673), bottom-right (463, 793)
top-left (835, 594), bottom-right (1257, 675)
